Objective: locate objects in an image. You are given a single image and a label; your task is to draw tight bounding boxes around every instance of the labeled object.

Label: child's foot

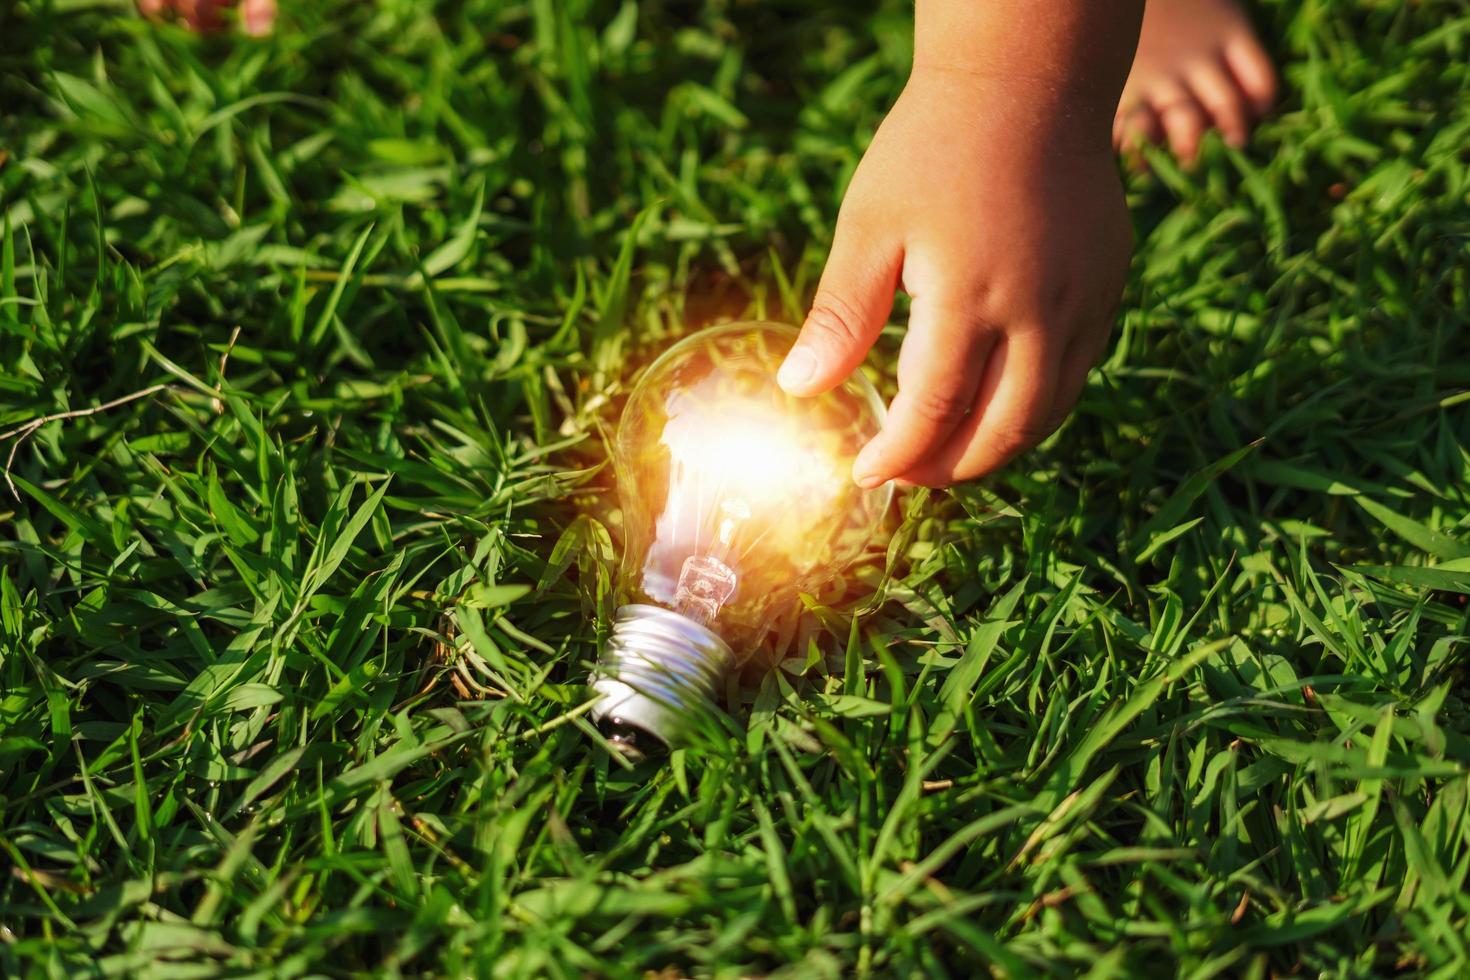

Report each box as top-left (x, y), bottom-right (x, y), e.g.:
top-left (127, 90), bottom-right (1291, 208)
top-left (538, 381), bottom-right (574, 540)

top-left (1113, 0), bottom-right (1276, 162)
top-left (137, 0), bottom-right (275, 35)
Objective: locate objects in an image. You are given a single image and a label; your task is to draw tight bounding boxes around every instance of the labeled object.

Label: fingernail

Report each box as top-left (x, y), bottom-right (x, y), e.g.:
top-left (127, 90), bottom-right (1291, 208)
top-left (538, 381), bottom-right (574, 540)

top-left (777, 347), bottom-right (817, 392)
top-left (852, 449), bottom-right (886, 489)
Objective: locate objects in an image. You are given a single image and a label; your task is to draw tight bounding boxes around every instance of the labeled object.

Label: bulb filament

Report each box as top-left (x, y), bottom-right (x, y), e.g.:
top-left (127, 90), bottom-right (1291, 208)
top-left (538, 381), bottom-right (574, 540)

top-left (673, 554), bottom-right (738, 626)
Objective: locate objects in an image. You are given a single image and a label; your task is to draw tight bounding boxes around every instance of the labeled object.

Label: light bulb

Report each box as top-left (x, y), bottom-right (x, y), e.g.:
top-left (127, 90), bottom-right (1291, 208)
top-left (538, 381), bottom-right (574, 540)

top-left (591, 321), bottom-right (892, 751)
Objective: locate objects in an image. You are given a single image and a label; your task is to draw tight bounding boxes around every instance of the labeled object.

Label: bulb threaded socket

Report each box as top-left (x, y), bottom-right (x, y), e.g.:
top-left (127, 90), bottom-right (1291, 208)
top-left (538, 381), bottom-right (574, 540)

top-left (590, 604), bottom-right (734, 749)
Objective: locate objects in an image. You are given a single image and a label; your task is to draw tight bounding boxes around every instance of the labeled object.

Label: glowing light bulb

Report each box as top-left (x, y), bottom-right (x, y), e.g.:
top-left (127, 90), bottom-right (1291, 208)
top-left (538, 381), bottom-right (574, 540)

top-left (591, 321), bottom-right (891, 750)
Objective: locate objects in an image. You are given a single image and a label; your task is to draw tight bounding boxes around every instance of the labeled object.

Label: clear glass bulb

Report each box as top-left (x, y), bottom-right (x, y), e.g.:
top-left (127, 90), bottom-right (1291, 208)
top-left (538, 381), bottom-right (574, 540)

top-left (590, 321), bottom-right (891, 750)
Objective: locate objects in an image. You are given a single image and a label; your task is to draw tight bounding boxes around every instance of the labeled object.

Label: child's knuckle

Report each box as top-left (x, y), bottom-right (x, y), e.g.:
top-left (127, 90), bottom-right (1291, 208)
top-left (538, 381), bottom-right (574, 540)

top-left (907, 386), bottom-right (973, 425)
top-left (806, 293), bottom-right (869, 347)
top-left (992, 421), bottom-right (1047, 457)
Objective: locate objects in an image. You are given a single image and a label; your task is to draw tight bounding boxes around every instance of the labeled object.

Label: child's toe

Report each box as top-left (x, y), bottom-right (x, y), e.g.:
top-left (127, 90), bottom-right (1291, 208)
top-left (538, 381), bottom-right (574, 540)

top-left (1151, 82), bottom-right (1209, 162)
top-left (241, 0), bottom-right (275, 35)
top-left (1224, 36), bottom-right (1277, 116)
top-left (1115, 102), bottom-right (1164, 155)
top-left (1188, 57), bottom-right (1251, 147)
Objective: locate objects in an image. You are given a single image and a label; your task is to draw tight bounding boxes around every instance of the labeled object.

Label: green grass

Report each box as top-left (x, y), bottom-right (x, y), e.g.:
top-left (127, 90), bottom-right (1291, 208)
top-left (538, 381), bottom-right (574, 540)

top-left (2, 0), bottom-right (1469, 975)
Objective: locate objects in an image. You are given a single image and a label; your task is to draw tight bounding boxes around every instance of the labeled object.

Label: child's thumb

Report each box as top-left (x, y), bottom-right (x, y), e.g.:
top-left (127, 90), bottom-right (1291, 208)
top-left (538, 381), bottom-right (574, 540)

top-left (778, 227), bottom-right (900, 397)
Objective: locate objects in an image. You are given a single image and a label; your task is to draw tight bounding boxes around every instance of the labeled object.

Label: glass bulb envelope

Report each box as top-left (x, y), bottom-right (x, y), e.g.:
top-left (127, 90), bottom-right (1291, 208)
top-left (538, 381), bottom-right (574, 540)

top-left (591, 321), bottom-right (892, 749)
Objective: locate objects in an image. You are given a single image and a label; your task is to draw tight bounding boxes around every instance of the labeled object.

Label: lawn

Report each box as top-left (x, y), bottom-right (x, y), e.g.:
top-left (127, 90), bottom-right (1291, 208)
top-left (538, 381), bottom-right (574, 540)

top-left (2, 0), bottom-right (1469, 976)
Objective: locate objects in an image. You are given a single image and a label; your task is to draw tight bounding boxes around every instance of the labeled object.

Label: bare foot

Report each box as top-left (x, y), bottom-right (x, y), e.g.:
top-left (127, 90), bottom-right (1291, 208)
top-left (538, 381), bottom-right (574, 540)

top-left (1114, 0), bottom-right (1277, 162)
top-left (137, 0), bottom-right (275, 35)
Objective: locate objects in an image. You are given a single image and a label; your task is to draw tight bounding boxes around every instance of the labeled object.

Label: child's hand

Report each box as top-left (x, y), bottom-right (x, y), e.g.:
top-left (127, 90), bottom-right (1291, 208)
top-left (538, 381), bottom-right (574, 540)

top-left (778, 66), bottom-right (1132, 488)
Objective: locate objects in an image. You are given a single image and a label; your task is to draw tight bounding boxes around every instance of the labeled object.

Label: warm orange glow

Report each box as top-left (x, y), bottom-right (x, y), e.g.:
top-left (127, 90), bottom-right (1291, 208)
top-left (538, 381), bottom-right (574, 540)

top-left (614, 322), bottom-right (891, 649)
top-left (660, 397), bottom-right (846, 513)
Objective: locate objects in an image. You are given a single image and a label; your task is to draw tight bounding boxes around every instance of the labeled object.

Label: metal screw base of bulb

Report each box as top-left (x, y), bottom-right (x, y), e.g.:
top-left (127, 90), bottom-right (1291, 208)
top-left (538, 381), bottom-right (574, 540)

top-left (590, 604), bottom-right (734, 750)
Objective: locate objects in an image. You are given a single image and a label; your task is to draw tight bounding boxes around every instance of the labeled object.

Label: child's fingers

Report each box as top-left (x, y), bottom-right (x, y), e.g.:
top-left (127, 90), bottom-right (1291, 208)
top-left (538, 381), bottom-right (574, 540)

top-left (894, 330), bottom-right (1057, 486)
top-left (1039, 332), bottom-right (1105, 437)
top-left (779, 212), bottom-right (900, 397)
top-left (850, 294), bottom-right (996, 488)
